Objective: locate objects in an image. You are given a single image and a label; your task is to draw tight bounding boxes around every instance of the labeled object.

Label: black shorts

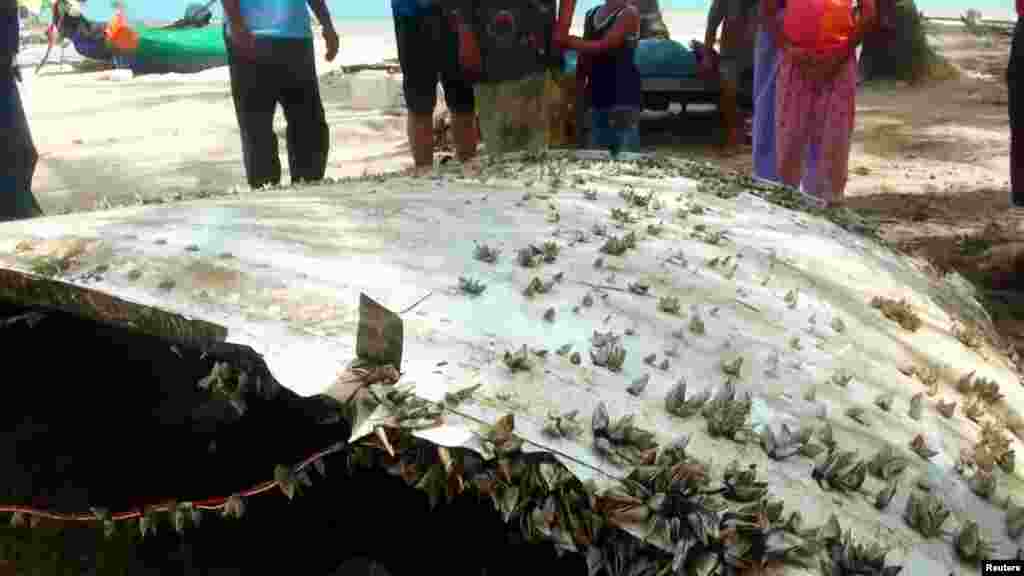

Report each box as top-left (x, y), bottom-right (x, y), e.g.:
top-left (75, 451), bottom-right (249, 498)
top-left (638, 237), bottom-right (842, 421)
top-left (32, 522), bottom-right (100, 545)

top-left (393, 8), bottom-right (475, 116)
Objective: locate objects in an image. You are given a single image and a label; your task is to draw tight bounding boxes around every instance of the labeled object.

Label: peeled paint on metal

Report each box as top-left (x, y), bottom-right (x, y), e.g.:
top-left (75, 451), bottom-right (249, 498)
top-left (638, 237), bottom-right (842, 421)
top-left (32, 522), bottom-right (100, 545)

top-left (0, 156), bottom-right (1020, 568)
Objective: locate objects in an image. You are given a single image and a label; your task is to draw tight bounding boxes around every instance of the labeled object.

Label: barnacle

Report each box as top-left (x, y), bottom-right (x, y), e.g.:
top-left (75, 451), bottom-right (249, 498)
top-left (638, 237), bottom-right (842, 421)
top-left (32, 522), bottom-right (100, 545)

top-left (543, 410), bottom-right (583, 439)
top-left (846, 407), bottom-right (870, 426)
top-left (503, 345), bottom-right (533, 373)
top-left (1008, 503), bottom-right (1024, 538)
top-left (473, 242), bottom-right (500, 263)
top-left (875, 480), bottom-right (898, 511)
top-left (956, 370), bottom-right (976, 395)
top-left (591, 402), bottom-right (658, 466)
top-left (871, 296), bottom-right (922, 332)
top-left (903, 491), bottom-right (950, 538)
top-left (600, 236), bottom-right (630, 256)
top-left (867, 445), bottom-right (910, 480)
top-left (657, 296), bottom-right (681, 315)
top-left (665, 379), bottom-right (711, 419)
top-left (458, 276), bottom-right (487, 295)
top-left (831, 316), bottom-right (847, 333)
top-left (760, 423), bottom-right (821, 461)
top-left (689, 312), bottom-right (706, 336)
top-left (627, 374), bottom-right (650, 396)
top-left (819, 515), bottom-right (902, 576)
top-left (831, 370), bottom-right (853, 388)
top-left (722, 461), bottom-right (769, 502)
top-left (909, 434), bottom-right (938, 460)
top-left (590, 331), bottom-right (626, 372)
top-left (721, 357), bottom-right (744, 378)
top-left (874, 392), bottom-right (895, 412)
top-left (963, 396), bottom-right (985, 422)
top-left (955, 521), bottom-right (996, 562)
top-left (784, 289), bottom-right (798, 309)
top-left (703, 381), bottom-right (752, 441)
top-left (628, 280), bottom-right (650, 295)
top-left (974, 376), bottom-right (1004, 404)
top-left (813, 450), bottom-right (867, 493)
top-left (517, 246), bottom-right (538, 267)
top-left (523, 276), bottom-right (555, 297)
top-left (969, 469), bottom-right (997, 500)
top-left (541, 241), bottom-right (559, 263)
top-left (908, 393), bottom-right (923, 421)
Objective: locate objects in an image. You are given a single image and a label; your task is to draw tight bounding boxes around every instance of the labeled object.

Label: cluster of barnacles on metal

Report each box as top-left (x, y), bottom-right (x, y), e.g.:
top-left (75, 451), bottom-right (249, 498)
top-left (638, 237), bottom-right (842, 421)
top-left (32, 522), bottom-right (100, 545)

top-left (446, 156), bottom-right (1024, 574)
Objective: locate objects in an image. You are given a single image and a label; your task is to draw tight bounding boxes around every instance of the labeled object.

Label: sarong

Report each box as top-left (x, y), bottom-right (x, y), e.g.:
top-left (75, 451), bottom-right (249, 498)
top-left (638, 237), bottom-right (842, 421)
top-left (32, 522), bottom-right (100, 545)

top-left (775, 51), bottom-right (856, 204)
top-left (752, 19), bottom-right (817, 188)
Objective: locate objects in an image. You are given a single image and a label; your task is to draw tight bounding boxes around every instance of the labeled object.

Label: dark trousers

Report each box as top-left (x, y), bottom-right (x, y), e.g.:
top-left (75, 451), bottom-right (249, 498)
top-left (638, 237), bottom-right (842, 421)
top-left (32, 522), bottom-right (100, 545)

top-left (1010, 18), bottom-right (1024, 205)
top-left (225, 31), bottom-right (329, 189)
top-left (0, 74), bottom-right (42, 222)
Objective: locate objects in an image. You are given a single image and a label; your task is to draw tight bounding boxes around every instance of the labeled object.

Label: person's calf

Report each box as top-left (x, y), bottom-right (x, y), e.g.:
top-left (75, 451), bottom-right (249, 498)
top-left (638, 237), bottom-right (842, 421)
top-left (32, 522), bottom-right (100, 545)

top-left (408, 113), bottom-right (435, 169)
top-left (451, 112), bottom-right (478, 162)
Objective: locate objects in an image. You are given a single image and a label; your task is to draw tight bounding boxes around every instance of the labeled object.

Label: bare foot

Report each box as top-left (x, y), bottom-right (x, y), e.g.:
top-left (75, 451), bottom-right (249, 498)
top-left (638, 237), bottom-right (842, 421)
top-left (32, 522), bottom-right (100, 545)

top-left (403, 165), bottom-right (433, 178)
top-left (461, 158), bottom-right (484, 179)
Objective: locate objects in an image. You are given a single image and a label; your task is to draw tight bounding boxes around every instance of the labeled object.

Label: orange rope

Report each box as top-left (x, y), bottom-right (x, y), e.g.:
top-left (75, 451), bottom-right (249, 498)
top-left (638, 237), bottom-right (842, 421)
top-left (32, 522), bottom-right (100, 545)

top-left (0, 443), bottom-right (348, 523)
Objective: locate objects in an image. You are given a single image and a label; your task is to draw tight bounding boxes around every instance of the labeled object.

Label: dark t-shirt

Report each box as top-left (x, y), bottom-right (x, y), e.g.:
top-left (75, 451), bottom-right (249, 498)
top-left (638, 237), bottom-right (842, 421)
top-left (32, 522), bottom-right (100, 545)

top-left (2, 0), bottom-right (17, 68)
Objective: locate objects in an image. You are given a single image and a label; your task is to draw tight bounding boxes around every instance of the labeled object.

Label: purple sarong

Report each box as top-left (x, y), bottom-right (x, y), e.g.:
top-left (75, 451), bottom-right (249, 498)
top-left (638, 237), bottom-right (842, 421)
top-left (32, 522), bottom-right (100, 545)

top-left (752, 16), bottom-right (817, 187)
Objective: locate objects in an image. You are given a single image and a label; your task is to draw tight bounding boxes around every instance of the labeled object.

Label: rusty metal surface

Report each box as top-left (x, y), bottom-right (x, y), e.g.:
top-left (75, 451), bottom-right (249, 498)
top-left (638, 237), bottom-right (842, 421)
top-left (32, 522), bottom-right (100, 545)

top-left (0, 267), bottom-right (227, 347)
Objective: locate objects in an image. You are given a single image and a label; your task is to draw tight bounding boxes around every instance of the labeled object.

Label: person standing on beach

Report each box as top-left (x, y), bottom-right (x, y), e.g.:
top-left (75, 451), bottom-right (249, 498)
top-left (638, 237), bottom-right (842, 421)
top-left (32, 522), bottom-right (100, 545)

top-left (392, 0), bottom-right (477, 175)
top-left (751, 0), bottom-right (816, 185)
top-left (563, 0), bottom-right (642, 157)
top-left (221, 0), bottom-right (339, 189)
top-left (703, 0), bottom-right (758, 153)
top-left (768, 0), bottom-right (874, 208)
top-left (1, 0), bottom-right (43, 222)
top-left (1009, 0), bottom-right (1024, 206)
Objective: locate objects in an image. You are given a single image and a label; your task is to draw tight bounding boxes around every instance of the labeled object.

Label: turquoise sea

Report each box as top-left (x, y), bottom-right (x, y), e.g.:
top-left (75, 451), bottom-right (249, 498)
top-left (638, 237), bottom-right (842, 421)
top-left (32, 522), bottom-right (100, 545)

top-left (81, 0), bottom-right (1015, 25)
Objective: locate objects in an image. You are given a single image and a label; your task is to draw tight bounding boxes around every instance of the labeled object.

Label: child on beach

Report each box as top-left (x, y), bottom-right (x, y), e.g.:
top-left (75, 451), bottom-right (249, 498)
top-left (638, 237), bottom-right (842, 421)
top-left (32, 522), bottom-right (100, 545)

top-left (559, 0), bottom-right (642, 156)
top-left (768, 0), bottom-right (876, 208)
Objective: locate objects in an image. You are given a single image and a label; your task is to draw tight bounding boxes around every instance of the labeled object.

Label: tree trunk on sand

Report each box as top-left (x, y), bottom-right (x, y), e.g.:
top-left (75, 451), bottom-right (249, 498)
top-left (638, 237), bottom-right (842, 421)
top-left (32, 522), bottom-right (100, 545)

top-left (860, 0), bottom-right (947, 84)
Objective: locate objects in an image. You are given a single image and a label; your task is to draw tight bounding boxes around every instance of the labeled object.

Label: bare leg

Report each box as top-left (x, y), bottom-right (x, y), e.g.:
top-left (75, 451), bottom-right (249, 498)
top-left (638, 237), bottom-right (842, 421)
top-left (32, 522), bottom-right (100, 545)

top-left (716, 77), bottom-right (741, 148)
top-left (408, 113), bottom-right (434, 175)
top-left (451, 112), bottom-right (478, 162)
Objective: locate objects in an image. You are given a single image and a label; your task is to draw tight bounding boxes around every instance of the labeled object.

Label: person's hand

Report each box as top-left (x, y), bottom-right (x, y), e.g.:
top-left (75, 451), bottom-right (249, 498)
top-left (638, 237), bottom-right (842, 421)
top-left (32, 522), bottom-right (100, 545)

top-left (323, 26), bottom-right (339, 62)
top-left (230, 22), bottom-right (257, 61)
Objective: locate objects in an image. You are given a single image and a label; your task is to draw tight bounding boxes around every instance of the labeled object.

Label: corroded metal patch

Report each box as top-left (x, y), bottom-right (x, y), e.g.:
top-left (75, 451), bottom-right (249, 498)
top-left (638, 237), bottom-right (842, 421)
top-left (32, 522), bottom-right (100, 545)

top-left (0, 267), bottom-right (227, 347)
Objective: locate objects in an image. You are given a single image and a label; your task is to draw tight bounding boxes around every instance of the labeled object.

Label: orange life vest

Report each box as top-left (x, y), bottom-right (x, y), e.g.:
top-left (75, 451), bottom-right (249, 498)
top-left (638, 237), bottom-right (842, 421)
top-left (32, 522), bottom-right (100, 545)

top-left (105, 9), bottom-right (139, 52)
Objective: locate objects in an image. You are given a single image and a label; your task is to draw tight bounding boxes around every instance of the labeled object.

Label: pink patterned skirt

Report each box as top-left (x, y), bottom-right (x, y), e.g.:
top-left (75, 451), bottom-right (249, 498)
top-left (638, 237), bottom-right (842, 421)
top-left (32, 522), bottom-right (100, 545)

top-left (775, 50), bottom-right (857, 205)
